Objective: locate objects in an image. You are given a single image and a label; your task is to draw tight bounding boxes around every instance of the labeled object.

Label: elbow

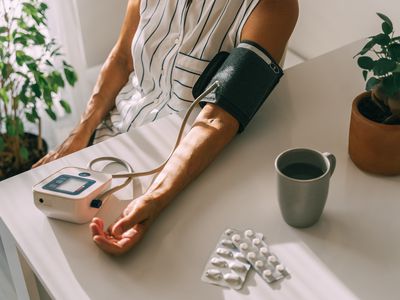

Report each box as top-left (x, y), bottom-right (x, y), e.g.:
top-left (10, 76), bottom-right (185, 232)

top-left (195, 104), bottom-right (240, 137)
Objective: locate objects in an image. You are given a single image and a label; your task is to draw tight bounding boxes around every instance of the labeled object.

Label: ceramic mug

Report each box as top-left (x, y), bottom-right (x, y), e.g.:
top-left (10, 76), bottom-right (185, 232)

top-left (275, 148), bottom-right (336, 228)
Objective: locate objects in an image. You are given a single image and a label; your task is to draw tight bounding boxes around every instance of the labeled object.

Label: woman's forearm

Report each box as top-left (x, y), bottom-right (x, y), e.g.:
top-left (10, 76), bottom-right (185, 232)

top-left (77, 52), bottom-right (134, 137)
top-left (146, 104), bottom-right (239, 210)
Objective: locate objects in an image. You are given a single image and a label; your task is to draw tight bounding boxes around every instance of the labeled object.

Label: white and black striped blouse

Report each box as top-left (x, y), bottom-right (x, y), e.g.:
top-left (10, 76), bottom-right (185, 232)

top-left (94, 0), bottom-right (260, 143)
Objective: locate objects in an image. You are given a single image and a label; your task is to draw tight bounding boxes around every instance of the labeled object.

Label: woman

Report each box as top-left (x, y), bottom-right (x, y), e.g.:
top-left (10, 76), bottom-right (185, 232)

top-left (34, 0), bottom-right (298, 255)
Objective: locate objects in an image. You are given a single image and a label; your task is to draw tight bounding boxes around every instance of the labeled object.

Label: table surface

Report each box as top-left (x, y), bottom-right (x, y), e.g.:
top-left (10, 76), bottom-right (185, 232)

top-left (1, 40), bottom-right (399, 300)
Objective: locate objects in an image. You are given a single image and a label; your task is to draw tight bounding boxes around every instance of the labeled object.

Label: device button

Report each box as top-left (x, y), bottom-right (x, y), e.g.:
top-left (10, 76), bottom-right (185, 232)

top-left (79, 172), bottom-right (91, 177)
top-left (90, 199), bottom-right (102, 209)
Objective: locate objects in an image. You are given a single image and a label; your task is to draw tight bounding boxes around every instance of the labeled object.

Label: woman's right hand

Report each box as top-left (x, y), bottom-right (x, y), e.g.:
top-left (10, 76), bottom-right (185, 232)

top-left (32, 127), bottom-right (92, 168)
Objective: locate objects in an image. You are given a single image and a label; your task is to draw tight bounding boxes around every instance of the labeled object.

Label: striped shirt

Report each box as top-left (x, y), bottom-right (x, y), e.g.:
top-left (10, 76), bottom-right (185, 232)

top-left (94, 0), bottom-right (260, 143)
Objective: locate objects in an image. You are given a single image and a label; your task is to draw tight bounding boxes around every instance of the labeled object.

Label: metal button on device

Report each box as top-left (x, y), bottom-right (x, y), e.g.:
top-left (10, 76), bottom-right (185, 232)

top-left (79, 172), bottom-right (91, 177)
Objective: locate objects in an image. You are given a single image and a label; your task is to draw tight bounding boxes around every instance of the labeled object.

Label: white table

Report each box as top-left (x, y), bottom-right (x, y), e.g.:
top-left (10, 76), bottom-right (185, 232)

top-left (1, 40), bottom-right (399, 300)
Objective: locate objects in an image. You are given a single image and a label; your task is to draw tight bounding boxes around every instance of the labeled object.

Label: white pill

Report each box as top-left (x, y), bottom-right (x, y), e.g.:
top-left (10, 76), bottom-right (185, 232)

top-left (252, 238), bottom-right (261, 246)
top-left (276, 264), bottom-right (285, 272)
top-left (216, 248), bottom-right (232, 258)
top-left (206, 269), bottom-right (222, 280)
top-left (239, 243), bottom-right (249, 251)
top-left (221, 239), bottom-right (234, 248)
top-left (244, 229), bottom-right (254, 238)
top-left (223, 273), bottom-right (242, 285)
top-left (260, 247), bottom-right (269, 256)
top-left (234, 252), bottom-right (247, 262)
top-left (263, 269), bottom-right (272, 278)
top-left (229, 262), bottom-right (247, 273)
top-left (225, 229), bottom-right (234, 236)
top-left (255, 260), bottom-right (264, 269)
top-left (231, 234), bottom-right (241, 243)
top-left (268, 255), bottom-right (277, 264)
top-left (247, 252), bottom-right (256, 261)
top-left (211, 257), bottom-right (228, 268)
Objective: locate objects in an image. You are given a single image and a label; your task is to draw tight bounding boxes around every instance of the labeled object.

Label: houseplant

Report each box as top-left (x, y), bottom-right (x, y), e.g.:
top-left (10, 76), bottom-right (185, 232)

top-left (349, 12), bottom-right (400, 175)
top-left (0, 0), bottom-right (77, 180)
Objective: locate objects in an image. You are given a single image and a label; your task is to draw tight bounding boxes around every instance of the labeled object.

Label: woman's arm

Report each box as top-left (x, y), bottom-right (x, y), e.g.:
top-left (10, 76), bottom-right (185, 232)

top-left (33, 0), bottom-right (141, 167)
top-left (90, 0), bottom-right (299, 255)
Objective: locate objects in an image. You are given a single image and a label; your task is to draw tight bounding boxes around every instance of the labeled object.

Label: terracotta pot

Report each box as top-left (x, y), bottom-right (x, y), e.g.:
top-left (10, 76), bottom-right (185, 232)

top-left (348, 92), bottom-right (400, 175)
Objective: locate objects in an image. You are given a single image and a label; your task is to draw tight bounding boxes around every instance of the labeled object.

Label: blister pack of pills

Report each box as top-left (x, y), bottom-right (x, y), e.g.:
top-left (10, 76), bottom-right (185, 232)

top-left (201, 229), bottom-right (252, 290)
top-left (230, 229), bottom-right (289, 283)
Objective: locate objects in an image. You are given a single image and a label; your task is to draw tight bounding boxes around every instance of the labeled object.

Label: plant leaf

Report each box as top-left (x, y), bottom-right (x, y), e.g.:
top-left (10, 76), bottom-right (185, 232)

top-left (0, 88), bottom-right (9, 104)
top-left (366, 77), bottom-right (380, 91)
top-left (20, 147), bottom-right (29, 161)
top-left (382, 22), bottom-right (393, 35)
top-left (354, 39), bottom-right (376, 57)
top-left (358, 56), bottom-right (375, 70)
top-left (373, 33), bottom-right (391, 46)
top-left (59, 99), bottom-right (72, 114)
top-left (363, 70), bottom-right (369, 81)
top-left (64, 68), bottom-right (78, 86)
top-left (388, 43), bottom-right (400, 61)
top-left (377, 12), bottom-right (393, 29)
top-left (45, 108), bottom-right (57, 121)
top-left (373, 58), bottom-right (397, 76)
top-left (0, 136), bottom-right (5, 152)
top-left (6, 118), bottom-right (17, 137)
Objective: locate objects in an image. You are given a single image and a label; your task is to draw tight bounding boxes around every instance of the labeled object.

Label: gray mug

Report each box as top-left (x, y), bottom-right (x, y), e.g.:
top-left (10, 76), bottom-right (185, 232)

top-left (275, 148), bottom-right (336, 228)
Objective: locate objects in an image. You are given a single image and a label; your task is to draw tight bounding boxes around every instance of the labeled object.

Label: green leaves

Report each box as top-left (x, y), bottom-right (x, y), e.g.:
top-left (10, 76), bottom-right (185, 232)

top-left (358, 56), bottom-right (374, 70)
top-left (355, 12), bottom-right (400, 97)
top-left (0, 0), bottom-right (78, 165)
top-left (374, 33), bottom-right (391, 46)
top-left (377, 13), bottom-right (393, 29)
top-left (0, 137), bottom-right (5, 152)
top-left (388, 43), bottom-right (400, 61)
top-left (63, 61), bottom-right (78, 86)
top-left (45, 108), bottom-right (57, 121)
top-left (20, 147), bottom-right (29, 161)
top-left (373, 58), bottom-right (397, 76)
top-left (366, 77), bottom-right (380, 91)
top-left (60, 100), bottom-right (72, 114)
top-left (5, 117), bottom-right (24, 137)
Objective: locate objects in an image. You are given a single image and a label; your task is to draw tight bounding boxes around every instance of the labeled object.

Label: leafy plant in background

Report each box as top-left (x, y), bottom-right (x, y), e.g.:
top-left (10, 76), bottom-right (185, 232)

top-left (0, 0), bottom-right (77, 176)
top-left (355, 13), bottom-right (400, 124)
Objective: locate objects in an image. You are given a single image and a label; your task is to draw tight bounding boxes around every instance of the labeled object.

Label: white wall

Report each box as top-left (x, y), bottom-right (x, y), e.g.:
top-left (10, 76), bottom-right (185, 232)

top-left (74, 0), bottom-right (128, 68)
top-left (290, 0), bottom-right (400, 60)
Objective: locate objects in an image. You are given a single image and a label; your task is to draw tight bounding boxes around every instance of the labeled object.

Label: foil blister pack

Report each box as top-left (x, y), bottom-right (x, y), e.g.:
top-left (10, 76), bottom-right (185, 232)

top-left (201, 229), bottom-right (252, 289)
top-left (201, 228), bottom-right (289, 290)
top-left (230, 229), bottom-right (289, 283)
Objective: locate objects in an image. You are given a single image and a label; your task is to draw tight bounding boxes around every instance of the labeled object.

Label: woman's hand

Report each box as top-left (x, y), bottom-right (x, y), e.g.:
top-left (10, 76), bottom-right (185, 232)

top-left (32, 127), bottom-right (92, 168)
top-left (90, 194), bottom-right (161, 255)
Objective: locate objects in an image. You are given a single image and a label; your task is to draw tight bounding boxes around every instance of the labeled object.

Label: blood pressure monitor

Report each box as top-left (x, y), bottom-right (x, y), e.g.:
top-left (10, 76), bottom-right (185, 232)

top-left (33, 167), bottom-right (112, 224)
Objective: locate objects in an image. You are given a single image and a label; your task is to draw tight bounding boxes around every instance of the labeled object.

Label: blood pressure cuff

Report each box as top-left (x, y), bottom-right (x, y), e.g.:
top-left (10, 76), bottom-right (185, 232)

top-left (193, 40), bottom-right (283, 133)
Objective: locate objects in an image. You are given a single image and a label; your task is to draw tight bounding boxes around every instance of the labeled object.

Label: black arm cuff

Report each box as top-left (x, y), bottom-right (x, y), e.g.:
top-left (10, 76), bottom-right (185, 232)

top-left (193, 40), bottom-right (283, 133)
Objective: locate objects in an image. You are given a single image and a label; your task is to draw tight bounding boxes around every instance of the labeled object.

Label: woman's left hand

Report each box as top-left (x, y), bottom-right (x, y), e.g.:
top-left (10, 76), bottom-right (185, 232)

top-left (89, 194), bottom-right (161, 255)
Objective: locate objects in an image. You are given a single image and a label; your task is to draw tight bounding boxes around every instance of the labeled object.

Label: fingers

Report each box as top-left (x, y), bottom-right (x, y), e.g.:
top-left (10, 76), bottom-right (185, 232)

top-left (90, 218), bottom-right (147, 255)
top-left (32, 151), bottom-right (56, 168)
top-left (111, 210), bottom-right (147, 237)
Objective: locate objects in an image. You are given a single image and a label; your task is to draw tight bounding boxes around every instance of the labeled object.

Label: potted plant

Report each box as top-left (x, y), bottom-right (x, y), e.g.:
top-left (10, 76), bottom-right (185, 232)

top-left (0, 0), bottom-right (77, 180)
top-left (349, 13), bottom-right (400, 175)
